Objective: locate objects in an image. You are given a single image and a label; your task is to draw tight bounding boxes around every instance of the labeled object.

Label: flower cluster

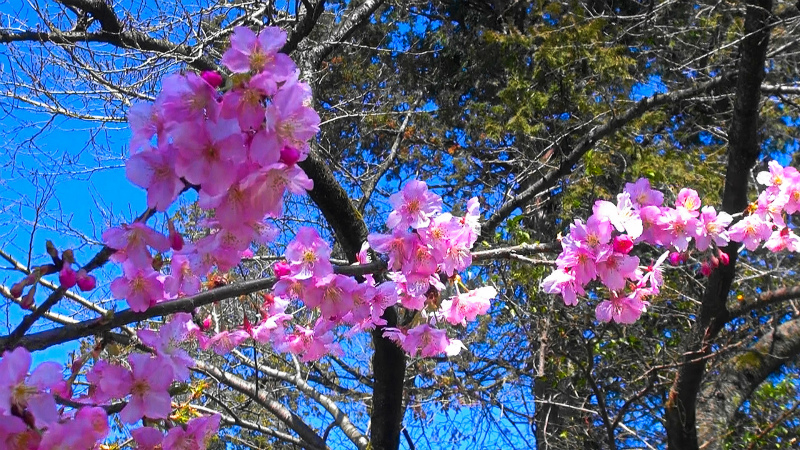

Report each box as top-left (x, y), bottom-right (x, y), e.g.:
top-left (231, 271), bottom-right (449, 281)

top-left (542, 160), bottom-right (800, 324)
top-left (108, 25), bottom-right (317, 314)
top-left (369, 181), bottom-right (496, 356)
top-left (190, 181), bottom-right (497, 362)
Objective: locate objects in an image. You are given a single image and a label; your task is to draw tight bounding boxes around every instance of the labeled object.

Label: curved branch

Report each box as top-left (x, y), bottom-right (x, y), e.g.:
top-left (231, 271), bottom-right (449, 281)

top-left (729, 285), bottom-right (800, 319)
top-left (193, 360), bottom-right (328, 450)
top-left (0, 276), bottom-right (277, 352)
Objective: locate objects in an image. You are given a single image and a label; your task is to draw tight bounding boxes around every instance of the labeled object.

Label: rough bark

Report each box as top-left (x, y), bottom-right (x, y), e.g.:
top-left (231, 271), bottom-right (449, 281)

top-left (697, 318), bottom-right (800, 449)
top-left (664, 2), bottom-right (774, 449)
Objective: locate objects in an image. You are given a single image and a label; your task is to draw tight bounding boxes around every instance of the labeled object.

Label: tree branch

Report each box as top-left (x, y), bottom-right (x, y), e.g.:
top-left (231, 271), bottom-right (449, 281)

top-left (193, 360), bottom-right (328, 450)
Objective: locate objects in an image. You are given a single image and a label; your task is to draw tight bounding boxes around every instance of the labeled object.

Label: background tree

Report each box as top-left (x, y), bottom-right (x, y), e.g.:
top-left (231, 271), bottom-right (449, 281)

top-left (2, 1), bottom-right (800, 449)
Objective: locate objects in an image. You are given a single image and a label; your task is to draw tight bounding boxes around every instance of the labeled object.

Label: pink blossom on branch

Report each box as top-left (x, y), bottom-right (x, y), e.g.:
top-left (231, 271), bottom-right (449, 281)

top-left (386, 180), bottom-right (443, 230)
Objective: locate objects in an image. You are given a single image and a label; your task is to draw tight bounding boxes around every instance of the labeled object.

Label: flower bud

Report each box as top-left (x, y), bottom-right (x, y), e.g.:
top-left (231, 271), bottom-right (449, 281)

top-left (280, 146), bottom-right (301, 166)
top-left (76, 269), bottom-right (97, 291)
top-left (273, 261), bottom-right (291, 279)
top-left (201, 71), bottom-right (224, 88)
top-left (718, 250), bottom-right (730, 266)
top-left (700, 262), bottom-right (713, 277)
top-left (168, 219), bottom-right (184, 251)
top-left (201, 316), bottom-right (213, 330)
top-left (59, 264), bottom-right (78, 289)
top-left (669, 252), bottom-right (682, 266)
top-left (21, 284), bottom-right (36, 310)
top-left (10, 280), bottom-right (26, 298)
top-left (613, 235), bottom-right (634, 254)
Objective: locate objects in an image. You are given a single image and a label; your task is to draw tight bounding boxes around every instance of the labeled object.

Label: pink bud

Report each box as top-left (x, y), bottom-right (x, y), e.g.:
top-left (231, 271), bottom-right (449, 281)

top-left (10, 280), bottom-right (26, 298)
top-left (243, 316), bottom-right (252, 334)
top-left (612, 235), bottom-right (634, 254)
top-left (168, 219), bottom-right (184, 251)
top-left (201, 71), bottom-right (223, 88)
top-left (669, 252), bottom-right (682, 266)
top-left (273, 261), bottom-right (291, 279)
top-left (700, 262), bottom-right (713, 277)
top-left (76, 269), bottom-right (97, 291)
top-left (280, 146), bottom-right (301, 166)
top-left (21, 287), bottom-right (36, 310)
top-left (201, 316), bottom-right (213, 330)
top-left (718, 250), bottom-right (730, 266)
top-left (59, 264), bottom-right (78, 288)
top-left (709, 255), bottom-right (719, 268)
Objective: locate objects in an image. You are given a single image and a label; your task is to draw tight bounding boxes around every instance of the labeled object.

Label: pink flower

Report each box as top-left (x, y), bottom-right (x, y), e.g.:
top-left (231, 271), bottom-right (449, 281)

top-left (0, 347), bottom-right (62, 427)
top-left (221, 85), bottom-right (268, 132)
top-left (199, 329), bottom-right (250, 355)
top-left (172, 117), bottom-right (246, 196)
top-left (119, 354), bottom-right (173, 423)
top-left (168, 219), bottom-right (184, 251)
top-left (624, 178), bottom-right (664, 208)
top-left (159, 72), bottom-right (219, 123)
top-left (593, 193), bottom-right (643, 239)
top-left (638, 251), bottom-right (669, 295)
top-left (164, 255), bottom-right (201, 297)
top-left (541, 268), bottom-right (583, 306)
top-left (729, 215), bottom-right (773, 251)
top-left (201, 71), bottom-right (223, 88)
top-left (596, 252), bottom-right (640, 292)
top-left (756, 160), bottom-right (789, 190)
top-left (110, 261), bottom-right (164, 312)
top-left (163, 414), bottom-right (221, 450)
top-left (612, 235), bottom-right (634, 254)
top-left (138, 313), bottom-right (196, 381)
top-left (441, 286), bottom-right (496, 326)
top-left (128, 100), bottom-right (166, 153)
top-left (368, 229), bottom-right (416, 271)
top-left (755, 190), bottom-right (788, 228)
top-left (595, 291), bottom-right (648, 324)
top-left (695, 206), bottom-right (733, 251)
top-left (222, 26), bottom-right (295, 76)
top-left (306, 274), bottom-right (357, 321)
top-left (0, 415), bottom-right (38, 449)
top-left (279, 320), bottom-right (340, 362)
top-left (86, 360), bottom-right (132, 404)
top-left (126, 148), bottom-right (183, 211)
top-left (657, 207), bottom-right (699, 251)
top-left (102, 222), bottom-right (170, 267)
top-left (567, 216), bottom-right (612, 258)
top-left (675, 188), bottom-right (702, 216)
top-left (132, 427), bottom-right (164, 450)
top-left (401, 324), bottom-right (453, 357)
top-left (386, 180), bottom-right (443, 230)
top-left (284, 227), bottom-right (333, 279)
top-left (261, 81), bottom-right (320, 150)
top-left (764, 227), bottom-right (800, 252)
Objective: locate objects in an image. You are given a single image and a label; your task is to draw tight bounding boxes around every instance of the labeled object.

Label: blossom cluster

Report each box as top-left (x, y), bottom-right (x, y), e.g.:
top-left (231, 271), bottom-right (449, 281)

top-left (190, 180), bottom-right (497, 362)
top-left (107, 25), bottom-right (317, 314)
top-left (369, 181), bottom-right (497, 357)
top-left (0, 340), bottom-right (219, 449)
top-left (542, 160), bottom-right (800, 324)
